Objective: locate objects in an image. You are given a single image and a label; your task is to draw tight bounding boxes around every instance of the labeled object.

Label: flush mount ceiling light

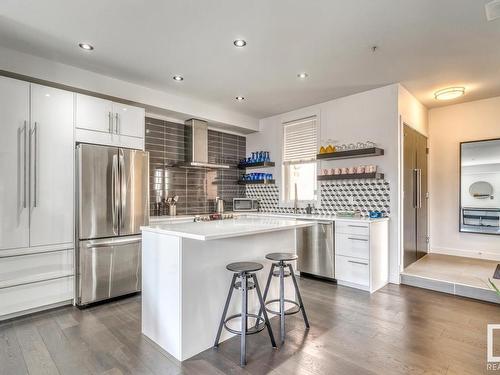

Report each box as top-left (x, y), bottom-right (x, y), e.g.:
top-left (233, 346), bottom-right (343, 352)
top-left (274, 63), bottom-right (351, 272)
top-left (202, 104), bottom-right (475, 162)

top-left (233, 39), bottom-right (247, 48)
top-left (173, 75), bottom-right (184, 81)
top-left (297, 72), bottom-right (309, 79)
top-left (235, 96), bottom-right (245, 101)
top-left (434, 87), bottom-right (465, 101)
top-left (78, 42), bottom-right (94, 51)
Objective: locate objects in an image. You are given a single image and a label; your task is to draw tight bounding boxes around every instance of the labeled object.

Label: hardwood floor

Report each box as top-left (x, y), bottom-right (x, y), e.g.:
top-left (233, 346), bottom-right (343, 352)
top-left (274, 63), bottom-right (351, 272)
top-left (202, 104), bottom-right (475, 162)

top-left (1, 277), bottom-right (499, 375)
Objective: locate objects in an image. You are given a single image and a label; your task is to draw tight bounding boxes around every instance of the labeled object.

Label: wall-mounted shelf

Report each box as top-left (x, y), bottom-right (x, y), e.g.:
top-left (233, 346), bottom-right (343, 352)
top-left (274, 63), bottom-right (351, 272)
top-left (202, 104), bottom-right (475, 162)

top-left (317, 172), bottom-right (384, 181)
top-left (238, 161), bottom-right (275, 169)
top-left (317, 147), bottom-right (384, 161)
top-left (238, 179), bottom-right (275, 185)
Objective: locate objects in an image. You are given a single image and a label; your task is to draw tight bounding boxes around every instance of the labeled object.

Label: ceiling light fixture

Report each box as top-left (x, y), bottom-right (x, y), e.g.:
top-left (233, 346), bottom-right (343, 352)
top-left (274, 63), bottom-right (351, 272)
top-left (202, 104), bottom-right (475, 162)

top-left (297, 72), bottom-right (309, 79)
top-left (233, 39), bottom-right (247, 48)
top-left (434, 87), bottom-right (465, 101)
top-left (78, 42), bottom-right (94, 51)
top-left (235, 96), bottom-right (245, 101)
top-left (173, 75), bottom-right (184, 81)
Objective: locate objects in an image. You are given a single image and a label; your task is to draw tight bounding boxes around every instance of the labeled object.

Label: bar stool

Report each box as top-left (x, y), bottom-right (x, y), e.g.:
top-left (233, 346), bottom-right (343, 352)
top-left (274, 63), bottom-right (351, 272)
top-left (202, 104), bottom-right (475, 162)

top-left (259, 253), bottom-right (309, 344)
top-left (214, 261), bottom-right (276, 367)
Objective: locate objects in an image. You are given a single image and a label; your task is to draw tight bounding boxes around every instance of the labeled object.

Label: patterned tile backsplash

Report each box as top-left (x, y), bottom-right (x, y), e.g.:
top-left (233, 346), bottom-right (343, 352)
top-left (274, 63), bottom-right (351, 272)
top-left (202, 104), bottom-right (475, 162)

top-left (246, 179), bottom-right (391, 217)
top-left (146, 117), bottom-right (246, 215)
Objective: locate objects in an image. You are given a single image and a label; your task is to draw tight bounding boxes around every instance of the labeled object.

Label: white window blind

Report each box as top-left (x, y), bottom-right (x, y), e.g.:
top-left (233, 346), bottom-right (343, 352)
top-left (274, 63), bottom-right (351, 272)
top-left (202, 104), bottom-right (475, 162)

top-left (283, 117), bottom-right (318, 164)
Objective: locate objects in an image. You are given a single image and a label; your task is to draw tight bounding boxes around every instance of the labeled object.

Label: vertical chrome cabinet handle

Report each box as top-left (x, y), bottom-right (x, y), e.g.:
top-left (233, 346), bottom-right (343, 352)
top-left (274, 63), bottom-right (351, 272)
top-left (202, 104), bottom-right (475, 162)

top-left (108, 112), bottom-right (113, 133)
top-left (417, 169), bottom-right (422, 208)
top-left (31, 122), bottom-right (38, 208)
top-left (115, 113), bottom-right (119, 134)
top-left (413, 168), bottom-right (418, 209)
top-left (20, 121), bottom-right (27, 208)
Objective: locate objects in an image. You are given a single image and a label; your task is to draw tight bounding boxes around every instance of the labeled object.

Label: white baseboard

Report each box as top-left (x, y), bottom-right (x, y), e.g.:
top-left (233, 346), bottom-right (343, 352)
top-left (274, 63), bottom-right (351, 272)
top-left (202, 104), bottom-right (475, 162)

top-left (431, 247), bottom-right (500, 261)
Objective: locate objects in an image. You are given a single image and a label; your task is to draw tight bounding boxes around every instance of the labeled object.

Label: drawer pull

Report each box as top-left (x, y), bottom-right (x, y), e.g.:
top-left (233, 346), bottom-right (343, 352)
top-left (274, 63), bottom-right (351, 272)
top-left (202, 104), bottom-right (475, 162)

top-left (348, 260), bottom-right (368, 266)
top-left (348, 237), bottom-right (368, 242)
top-left (347, 225), bottom-right (367, 228)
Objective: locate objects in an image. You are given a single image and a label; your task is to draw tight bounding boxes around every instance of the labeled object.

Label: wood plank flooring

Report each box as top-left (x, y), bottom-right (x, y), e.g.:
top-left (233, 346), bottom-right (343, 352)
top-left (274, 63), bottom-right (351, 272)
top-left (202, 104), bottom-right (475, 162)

top-left (1, 277), bottom-right (499, 375)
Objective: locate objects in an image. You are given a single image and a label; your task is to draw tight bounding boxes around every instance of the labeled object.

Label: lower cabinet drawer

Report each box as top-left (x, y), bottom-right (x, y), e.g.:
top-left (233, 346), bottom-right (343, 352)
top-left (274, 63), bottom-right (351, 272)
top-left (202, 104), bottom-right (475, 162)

top-left (335, 221), bottom-right (370, 236)
top-left (335, 233), bottom-right (370, 259)
top-left (0, 276), bottom-right (74, 318)
top-left (335, 255), bottom-right (369, 286)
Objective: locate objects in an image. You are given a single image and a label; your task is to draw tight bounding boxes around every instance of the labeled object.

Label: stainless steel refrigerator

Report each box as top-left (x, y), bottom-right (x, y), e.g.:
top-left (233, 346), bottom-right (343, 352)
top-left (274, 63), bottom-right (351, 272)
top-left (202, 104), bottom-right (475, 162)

top-left (403, 124), bottom-right (428, 268)
top-left (76, 144), bottom-right (149, 306)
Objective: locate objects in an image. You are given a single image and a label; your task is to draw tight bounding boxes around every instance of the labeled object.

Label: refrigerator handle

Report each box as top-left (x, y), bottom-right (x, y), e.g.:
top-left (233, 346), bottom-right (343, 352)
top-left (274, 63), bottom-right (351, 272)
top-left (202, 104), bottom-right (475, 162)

top-left (119, 149), bottom-right (126, 229)
top-left (112, 154), bottom-right (119, 235)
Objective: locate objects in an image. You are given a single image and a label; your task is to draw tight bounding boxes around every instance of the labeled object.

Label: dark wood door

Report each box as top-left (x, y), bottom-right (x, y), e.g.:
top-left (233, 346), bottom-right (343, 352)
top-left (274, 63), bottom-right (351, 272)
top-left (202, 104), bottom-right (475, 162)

top-left (403, 125), bottom-right (417, 268)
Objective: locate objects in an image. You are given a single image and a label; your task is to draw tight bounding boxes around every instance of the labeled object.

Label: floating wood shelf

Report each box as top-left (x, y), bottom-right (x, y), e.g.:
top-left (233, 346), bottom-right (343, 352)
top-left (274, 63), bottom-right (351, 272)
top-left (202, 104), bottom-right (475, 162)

top-left (317, 172), bottom-right (384, 181)
top-left (238, 161), bottom-right (275, 169)
top-left (238, 179), bottom-right (275, 185)
top-left (316, 147), bottom-right (384, 160)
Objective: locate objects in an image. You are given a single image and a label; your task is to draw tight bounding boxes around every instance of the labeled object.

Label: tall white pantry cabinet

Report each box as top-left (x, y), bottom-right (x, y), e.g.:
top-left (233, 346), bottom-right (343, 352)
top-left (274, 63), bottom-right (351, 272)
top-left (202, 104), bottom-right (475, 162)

top-left (0, 76), bottom-right (74, 319)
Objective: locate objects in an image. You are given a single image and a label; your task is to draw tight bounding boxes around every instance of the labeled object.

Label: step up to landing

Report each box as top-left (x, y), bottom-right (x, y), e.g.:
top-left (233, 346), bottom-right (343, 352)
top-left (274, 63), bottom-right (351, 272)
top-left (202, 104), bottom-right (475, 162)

top-left (401, 273), bottom-right (499, 304)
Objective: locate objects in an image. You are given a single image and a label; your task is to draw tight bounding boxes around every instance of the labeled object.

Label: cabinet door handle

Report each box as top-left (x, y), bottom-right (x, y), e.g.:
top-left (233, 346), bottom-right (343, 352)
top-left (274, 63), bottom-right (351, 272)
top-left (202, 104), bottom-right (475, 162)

top-left (19, 121), bottom-right (27, 208)
top-left (115, 113), bottom-right (119, 134)
top-left (347, 225), bottom-right (367, 228)
top-left (31, 122), bottom-right (38, 208)
top-left (348, 237), bottom-right (368, 242)
top-left (348, 260), bottom-right (368, 266)
top-left (108, 112), bottom-right (113, 133)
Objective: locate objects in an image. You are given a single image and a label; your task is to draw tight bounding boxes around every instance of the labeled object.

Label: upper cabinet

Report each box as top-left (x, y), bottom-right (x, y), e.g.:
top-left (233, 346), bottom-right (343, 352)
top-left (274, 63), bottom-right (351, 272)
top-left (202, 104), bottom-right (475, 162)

top-left (75, 93), bottom-right (145, 149)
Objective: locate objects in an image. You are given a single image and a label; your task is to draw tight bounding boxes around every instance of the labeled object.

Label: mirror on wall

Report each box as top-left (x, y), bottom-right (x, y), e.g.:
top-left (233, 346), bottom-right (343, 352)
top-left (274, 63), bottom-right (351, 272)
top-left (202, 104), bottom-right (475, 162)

top-left (460, 139), bottom-right (500, 234)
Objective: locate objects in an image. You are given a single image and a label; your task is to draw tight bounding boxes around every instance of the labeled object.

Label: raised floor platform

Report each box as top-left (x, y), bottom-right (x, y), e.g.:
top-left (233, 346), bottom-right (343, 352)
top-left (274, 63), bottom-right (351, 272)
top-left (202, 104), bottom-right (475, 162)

top-left (401, 253), bottom-right (500, 304)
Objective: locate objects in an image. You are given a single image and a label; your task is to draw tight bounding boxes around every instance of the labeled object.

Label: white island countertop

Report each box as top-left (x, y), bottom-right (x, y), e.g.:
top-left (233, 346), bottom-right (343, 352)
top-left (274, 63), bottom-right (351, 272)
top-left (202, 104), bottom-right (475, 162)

top-left (141, 217), bottom-right (314, 241)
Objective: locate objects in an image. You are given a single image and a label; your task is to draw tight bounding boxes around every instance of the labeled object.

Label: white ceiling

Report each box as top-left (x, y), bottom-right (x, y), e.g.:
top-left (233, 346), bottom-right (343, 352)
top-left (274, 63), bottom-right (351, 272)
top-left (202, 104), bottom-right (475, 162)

top-left (0, 0), bottom-right (499, 119)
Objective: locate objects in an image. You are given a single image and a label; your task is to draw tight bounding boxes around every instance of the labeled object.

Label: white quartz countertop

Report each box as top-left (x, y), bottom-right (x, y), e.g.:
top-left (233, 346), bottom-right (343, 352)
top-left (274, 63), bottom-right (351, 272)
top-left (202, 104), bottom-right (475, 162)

top-left (243, 212), bottom-right (389, 223)
top-left (141, 217), bottom-right (315, 241)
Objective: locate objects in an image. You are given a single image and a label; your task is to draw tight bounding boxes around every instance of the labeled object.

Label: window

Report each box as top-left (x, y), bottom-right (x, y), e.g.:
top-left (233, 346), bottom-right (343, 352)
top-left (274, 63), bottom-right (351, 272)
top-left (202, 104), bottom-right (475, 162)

top-left (282, 116), bottom-right (318, 202)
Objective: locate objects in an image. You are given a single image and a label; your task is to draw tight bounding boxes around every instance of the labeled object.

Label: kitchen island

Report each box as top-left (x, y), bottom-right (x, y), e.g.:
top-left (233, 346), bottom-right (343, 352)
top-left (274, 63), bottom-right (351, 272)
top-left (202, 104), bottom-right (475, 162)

top-left (140, 217), bottom-right (314, 361)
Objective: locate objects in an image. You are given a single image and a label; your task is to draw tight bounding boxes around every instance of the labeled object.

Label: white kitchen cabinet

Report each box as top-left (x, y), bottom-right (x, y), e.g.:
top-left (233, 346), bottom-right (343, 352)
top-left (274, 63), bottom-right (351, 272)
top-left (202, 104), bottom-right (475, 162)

top-left (30, 84), bottom-right (74, 247)
top-left (0, 77), bottom-right (75, 320)
top-left (0, 77), bottom-right (30, 250)
top-left (75, 93), bottom-right (145, 149)
top-left (335, 219), bottom-right (389, 293)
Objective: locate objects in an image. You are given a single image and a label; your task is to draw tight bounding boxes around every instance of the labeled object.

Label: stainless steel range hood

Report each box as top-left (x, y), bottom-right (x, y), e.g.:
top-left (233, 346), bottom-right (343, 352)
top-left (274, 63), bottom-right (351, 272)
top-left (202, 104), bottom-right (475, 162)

top-left (181, 119), bottom-right (230, 169)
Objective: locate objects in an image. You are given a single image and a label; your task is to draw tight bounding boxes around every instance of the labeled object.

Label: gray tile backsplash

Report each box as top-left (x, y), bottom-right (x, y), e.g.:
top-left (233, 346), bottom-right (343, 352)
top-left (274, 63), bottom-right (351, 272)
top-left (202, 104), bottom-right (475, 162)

top-left (146, 117), bottom-right (246, 215)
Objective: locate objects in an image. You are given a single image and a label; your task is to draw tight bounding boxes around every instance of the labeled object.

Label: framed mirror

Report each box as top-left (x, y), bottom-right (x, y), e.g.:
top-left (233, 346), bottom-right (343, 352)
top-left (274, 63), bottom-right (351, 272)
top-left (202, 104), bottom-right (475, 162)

top-left (460, 139), bottom-right (500, 234)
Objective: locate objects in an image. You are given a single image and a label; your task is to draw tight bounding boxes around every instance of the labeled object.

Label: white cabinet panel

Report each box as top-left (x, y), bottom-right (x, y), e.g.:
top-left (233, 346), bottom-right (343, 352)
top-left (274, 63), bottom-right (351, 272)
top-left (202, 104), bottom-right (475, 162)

top-left (335, 222), bottom-right (370, 236)
top-left (0, 77), bottom-right (30, 250)
top-left (335, 255), bottom-right (369, 286)
top-left (335, 233), bottom-right (370, 260)
top-left (113, 102), bottom-right (145, 138)
top-left (0, 276), bottom-right (73, 318)
top-left (29, 85), bottom-right (74, 247)
top-left (76, 93), bottom-right (113, 133)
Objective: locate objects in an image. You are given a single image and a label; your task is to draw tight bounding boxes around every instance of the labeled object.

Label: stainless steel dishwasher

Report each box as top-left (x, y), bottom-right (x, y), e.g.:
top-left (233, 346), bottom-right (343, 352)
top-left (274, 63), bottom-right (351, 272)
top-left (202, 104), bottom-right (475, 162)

top-left (296, 220), bottom-right (335, 279)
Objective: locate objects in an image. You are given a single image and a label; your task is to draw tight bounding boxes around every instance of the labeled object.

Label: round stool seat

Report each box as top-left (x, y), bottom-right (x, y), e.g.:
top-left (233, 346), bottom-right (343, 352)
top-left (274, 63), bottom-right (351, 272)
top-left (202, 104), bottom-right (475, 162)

top-left (226, 261), bottom-right (263, 273)
top-left (265, 252), bottom-right (298, 262)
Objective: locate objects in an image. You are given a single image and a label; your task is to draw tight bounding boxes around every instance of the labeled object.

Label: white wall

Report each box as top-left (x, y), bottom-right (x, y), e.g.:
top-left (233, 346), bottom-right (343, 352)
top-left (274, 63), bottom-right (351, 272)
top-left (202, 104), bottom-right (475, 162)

top-left (248, 84), bottom-right (427, 283)
top-left (429, 96), bottom-right (500, 260)
top-left (0, 45), bottom-right (259, 133)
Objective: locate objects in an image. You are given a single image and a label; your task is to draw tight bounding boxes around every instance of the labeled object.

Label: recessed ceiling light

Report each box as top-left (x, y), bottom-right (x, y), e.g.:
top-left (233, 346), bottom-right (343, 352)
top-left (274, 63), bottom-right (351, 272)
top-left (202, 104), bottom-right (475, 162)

top-left (233, 39), bottom-right (247, 48)
top-left (434, 87), bottom-right (465, 101)
top-left (173, 75), bottom-right (184, 81)
top-left (297, 72), bottom-right (309, 79)
top-left (235, 96), bottom-right (245, 101)
top-left (78, 42), bottom-right (94, 51)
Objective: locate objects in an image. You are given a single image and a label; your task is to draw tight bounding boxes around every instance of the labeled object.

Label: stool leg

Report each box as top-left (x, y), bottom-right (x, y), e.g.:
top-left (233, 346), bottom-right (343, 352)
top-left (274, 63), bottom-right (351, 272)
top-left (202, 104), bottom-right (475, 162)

top-left (254, 263), bottom-right (275, 328)
top-left (288, 264), bottom-right (310, 329)
top-left (214, 273), bottom-right (237, 348)
top-left (252, 274), bottom-right (277, 348)
top-left (279, 262), bottom-right (285, 344)
top-left (240, 272), bottom-right (247, 367)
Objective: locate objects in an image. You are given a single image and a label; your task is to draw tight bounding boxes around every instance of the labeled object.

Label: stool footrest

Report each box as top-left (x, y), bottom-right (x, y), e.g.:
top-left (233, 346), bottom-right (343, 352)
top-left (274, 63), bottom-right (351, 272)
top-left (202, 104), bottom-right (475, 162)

top-left (272, 270), bottom-right (291, 278)
top-left (264, 299), bottom-right (301, 316)
top-left (223, 313), bottom-right (266, 335)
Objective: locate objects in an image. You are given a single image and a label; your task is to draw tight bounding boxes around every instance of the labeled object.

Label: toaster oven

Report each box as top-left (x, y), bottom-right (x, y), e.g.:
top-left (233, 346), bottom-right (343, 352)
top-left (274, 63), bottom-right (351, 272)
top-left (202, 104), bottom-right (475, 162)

top-left (233, 198), bottom-right (259, 212)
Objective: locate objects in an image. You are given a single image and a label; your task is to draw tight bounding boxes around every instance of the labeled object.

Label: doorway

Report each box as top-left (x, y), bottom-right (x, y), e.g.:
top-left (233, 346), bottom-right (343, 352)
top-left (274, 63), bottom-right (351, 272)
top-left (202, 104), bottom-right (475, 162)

top-left (403, 124), bottom-right (428, 268)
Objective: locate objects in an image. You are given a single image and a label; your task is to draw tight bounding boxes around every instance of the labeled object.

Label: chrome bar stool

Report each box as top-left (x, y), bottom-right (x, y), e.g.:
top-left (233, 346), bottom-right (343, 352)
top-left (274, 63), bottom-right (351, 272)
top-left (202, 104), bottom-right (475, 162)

top-left (214, 261), bottom-right (276, 367)
top-left (259, 253), bottom-right (309, 344)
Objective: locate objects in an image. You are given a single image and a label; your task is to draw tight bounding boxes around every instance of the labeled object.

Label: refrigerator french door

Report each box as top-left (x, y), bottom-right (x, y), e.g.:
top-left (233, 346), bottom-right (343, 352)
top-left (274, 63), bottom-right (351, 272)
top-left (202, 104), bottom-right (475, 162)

top-left (76, 144), bottom-right (148, 305)
top-left (403, 125), bottom-right (428, 268)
